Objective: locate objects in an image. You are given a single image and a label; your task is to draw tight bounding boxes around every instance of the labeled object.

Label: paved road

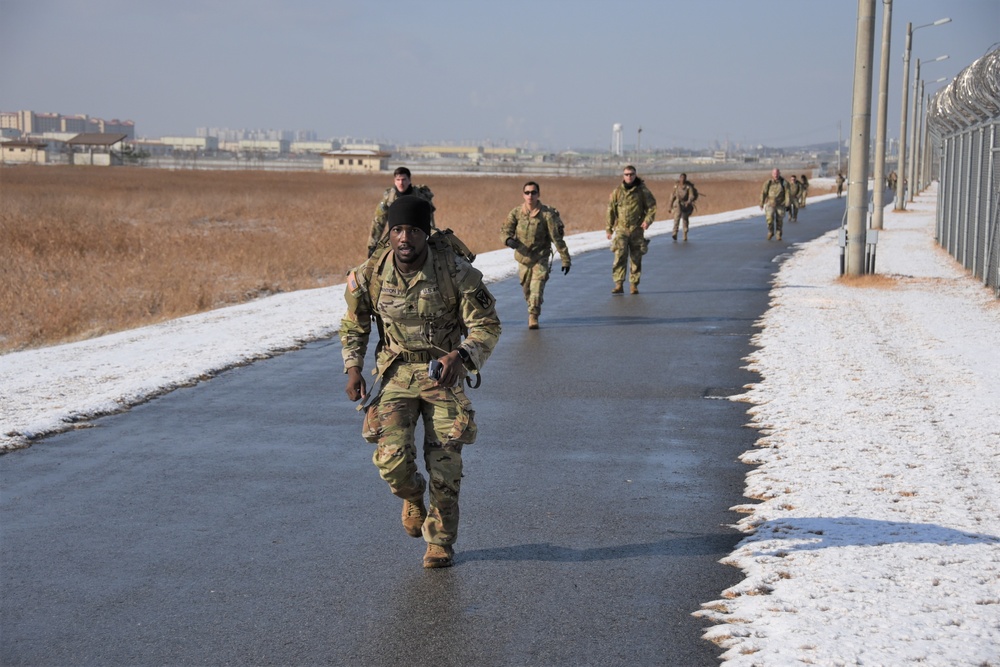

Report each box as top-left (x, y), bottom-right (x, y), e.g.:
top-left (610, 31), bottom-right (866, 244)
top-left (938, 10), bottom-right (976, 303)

top-left (2, 199), bottom-right (844, 666)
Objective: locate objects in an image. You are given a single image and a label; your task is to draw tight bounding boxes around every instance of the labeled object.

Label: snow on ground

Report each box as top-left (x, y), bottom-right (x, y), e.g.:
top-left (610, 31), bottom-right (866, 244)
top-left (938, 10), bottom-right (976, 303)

top-left (695, 184), bottom-right (1000, 665)
top-left (2, 182), bottom-right (998, 664)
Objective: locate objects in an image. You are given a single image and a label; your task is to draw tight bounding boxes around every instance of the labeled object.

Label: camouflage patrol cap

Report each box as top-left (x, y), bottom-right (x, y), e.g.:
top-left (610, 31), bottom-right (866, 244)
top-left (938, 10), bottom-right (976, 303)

top-left (387, 195), bottom-right (432, 236)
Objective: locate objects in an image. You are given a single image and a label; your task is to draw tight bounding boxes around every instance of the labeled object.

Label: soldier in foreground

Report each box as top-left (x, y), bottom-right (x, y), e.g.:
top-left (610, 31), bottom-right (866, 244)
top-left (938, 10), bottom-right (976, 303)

top-left (606, 165), bottom-right (656, 294)
top-left (366, 167), bottom-right (435, 257)
top-left (342, 196), bottom-right (501, 569)
top-left (501, 180), bottom-right (571, 329)
top-left (668, 173), bottom-right (698, 242)
top-left (760, 169), bottom-right (790, 241)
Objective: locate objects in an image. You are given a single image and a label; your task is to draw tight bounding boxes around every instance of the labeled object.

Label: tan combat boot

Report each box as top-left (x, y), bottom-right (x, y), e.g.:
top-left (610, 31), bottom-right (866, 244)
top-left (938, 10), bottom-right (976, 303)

top-left (611, 283), bottom-right (624, 294)
top-left (630, 284), bottom-right (639, 295)
top-left (402, 497), bottom-right (426, 538)
top-left (423, 543), bottom-right (454, 568)
top-left (528, 314), bottom-right (539, 329)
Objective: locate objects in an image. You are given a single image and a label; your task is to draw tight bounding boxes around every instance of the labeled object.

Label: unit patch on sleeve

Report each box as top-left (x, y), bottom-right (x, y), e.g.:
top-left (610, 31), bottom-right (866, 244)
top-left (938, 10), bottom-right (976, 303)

top-left (474, 287), bottom-right (494, 309)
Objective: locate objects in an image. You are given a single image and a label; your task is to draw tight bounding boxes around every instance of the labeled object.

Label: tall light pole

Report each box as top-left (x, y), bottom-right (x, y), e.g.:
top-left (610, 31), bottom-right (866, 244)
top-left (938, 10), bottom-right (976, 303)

top-left (908, 54), bottom-right (948, 201)
top-left (872, 0), bottom-right (893, 230)
top-left (917, 76), bottom-right (947, 190)
top-left (845, 0), bottom-right (875, 276)
top-left (895, 17), bottom-right (950, 210)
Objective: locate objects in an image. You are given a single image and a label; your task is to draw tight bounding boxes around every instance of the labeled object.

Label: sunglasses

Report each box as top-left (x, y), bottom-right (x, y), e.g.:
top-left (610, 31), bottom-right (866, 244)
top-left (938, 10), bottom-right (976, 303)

top-left (523, 190), bottom-right (539, 195)
top-left (623, 172), bottom-right (636, 177)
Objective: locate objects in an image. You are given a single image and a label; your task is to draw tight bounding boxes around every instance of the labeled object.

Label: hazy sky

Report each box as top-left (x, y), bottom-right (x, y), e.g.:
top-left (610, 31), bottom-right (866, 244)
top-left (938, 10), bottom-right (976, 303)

top-left (2, 0), bottom-right (996, 150)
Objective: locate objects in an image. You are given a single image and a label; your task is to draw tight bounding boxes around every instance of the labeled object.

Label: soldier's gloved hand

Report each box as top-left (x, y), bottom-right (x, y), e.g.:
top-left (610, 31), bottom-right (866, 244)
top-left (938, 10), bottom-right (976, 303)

top-left (561, 264), bottom-right (570, 275)
top-left (504, 238), bottom-right (519, 250)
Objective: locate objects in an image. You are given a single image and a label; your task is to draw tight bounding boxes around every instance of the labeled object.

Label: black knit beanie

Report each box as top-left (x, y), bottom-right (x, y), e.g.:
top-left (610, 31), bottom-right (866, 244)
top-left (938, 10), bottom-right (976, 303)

top-left (387, 195), bottom-right (432, 236)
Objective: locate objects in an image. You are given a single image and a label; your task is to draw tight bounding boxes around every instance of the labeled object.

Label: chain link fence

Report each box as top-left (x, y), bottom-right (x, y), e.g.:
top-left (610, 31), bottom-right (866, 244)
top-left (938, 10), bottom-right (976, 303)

top-left (926, 46), bottom-right (1000, 296)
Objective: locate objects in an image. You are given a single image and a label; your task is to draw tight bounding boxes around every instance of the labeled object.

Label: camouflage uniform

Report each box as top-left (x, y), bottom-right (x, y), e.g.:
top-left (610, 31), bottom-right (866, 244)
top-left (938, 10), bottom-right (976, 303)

top-left (798, 175), bottom-right (809, 208)
top-left (835, 173), bottom-right (845, 197)
top-left (501, 202), bottom-right (571, 319)
top-left (760, 175), bottom-right (789, 240)
top-left (341, 245), bottom-right (500, 547)
top-left (366, 185), bottom-right (436, 256)
top-left (606, 178), bottom-right (656, 287)
top-left (668, 179), bottom-right (698, 241)
top-left (787, 178), bottom-right (801, 222)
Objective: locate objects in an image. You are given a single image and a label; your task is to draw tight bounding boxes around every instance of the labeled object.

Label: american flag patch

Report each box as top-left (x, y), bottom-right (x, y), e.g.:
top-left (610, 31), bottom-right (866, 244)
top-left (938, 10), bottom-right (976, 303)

top-left (347, 271), bottom-right (359, 292)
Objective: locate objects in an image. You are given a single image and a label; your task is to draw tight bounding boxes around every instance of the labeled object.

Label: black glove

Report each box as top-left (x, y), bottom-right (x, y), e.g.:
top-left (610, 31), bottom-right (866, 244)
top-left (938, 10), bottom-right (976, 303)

top-left (504, 238), bottom-right (518, 250)
top-left (561, 264), bottom-right (571, 275)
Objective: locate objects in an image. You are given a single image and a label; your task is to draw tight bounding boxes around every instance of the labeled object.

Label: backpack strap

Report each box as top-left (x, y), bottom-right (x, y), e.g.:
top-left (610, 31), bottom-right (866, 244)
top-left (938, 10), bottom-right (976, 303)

top-left (363, 246), bottom-right (392, 354)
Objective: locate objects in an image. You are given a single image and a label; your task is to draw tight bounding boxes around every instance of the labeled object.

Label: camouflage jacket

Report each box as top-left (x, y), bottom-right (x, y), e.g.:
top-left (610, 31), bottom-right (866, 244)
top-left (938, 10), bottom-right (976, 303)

top-left (367, 185), bottom-right (436, 254)
top-left (787, 180), bottom-right (801, 200)
top-left (341, 246), bottom-right (501, 379)
top-left (760, 178), bottom-right (789, 207)
top-left (606, 179), bottom-right (657, 234)
top-left (669, 182), bottom-right (698, 212)
top-left (501, 202), bottom-right (572, 268)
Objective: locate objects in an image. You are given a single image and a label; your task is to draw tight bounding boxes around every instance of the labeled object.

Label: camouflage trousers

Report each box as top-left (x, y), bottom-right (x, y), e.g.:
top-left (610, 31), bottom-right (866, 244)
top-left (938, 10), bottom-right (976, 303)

top-left (764, 203), bottom-right (785, 235)
top-left (611, 227), bottom-right (646, 285)
top-left (516, 256), bottom-right (552, 316)
top-left (673, 206), bottom-right (693, 234)
top-left (362, 361), bottom-right (477, 546)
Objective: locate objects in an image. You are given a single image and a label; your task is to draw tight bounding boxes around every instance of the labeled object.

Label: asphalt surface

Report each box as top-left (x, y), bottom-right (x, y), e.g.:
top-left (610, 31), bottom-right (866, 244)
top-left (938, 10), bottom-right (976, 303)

top-left (1, 198), bottom-right (844, 666)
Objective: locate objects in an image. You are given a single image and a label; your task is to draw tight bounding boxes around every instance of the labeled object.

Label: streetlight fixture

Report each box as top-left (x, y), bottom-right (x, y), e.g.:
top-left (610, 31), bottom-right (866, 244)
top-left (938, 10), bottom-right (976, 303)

top-left (895, 17), bottom-right (950, 210)
top-left (908, 54), bottom-right (948, 201)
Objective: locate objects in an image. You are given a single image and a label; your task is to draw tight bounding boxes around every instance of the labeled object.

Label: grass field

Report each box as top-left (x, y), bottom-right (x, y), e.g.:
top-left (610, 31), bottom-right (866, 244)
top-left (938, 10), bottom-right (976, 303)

top-left (0, 165), bottom-right (826, 352)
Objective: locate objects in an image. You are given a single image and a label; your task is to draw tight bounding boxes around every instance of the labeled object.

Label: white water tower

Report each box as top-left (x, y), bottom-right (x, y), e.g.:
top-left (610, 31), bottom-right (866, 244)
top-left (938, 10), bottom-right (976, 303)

top-left (612, 123), bottom-right (623, 156)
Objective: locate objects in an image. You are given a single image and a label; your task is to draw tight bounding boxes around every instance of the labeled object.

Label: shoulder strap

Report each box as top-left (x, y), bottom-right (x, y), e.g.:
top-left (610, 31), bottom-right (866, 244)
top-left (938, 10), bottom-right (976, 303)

top-left (363, 247), bottom-right (393, 354)
top-left (428, 232), bottom-right (469, 337)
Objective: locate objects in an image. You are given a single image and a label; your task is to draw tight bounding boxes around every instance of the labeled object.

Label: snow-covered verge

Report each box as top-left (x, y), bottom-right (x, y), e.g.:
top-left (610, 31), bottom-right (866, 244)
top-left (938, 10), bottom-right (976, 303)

top-left (696, 185), bottom-right (1000, 665)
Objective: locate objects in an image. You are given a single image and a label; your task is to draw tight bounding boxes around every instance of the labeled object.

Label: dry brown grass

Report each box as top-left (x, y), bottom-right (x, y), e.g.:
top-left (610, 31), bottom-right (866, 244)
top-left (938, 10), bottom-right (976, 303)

top-left (1, 165), bottom-right (823, 352)
top-left (836, 274), bottom-right (900, 289)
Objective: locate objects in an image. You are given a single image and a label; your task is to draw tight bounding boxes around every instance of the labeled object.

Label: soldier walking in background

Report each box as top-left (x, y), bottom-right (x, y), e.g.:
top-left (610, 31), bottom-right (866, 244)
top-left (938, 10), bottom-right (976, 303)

top-left (606, 165), bottom-right (656, 294)
top-left (668, 173), bottom-right (698, 242)
top-left (835, 171), bottom-right (846, 198)
top-left (342, 196), bottom-right (501, 569)
top-left (366, 167), bottom-right (435, 257)
top-left (798, 174), bottom-right (810, 208)
top-left (501, 181), bottom-right (571, 329)
top-left (760, 168), bottom-right (790, 241)
top-left (787, 174), bottom-right (801, 223)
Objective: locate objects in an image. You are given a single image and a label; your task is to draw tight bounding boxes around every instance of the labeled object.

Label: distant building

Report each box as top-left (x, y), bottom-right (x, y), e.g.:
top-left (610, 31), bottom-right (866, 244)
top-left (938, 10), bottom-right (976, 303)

top-left (161, 136), bottom-right (220, 152)
top-left (0, 110), bottom-right (135, 140)
top-left (321, 148), bottom-right (390, 173)
top-left (238, 138), bottom-right (290, 154)
top-left (1, 140), bottom-right (48, 165)
top-left (291, 140), bottom-right (338, 154)
top-left (66, 133), bottom-right (129, 166)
